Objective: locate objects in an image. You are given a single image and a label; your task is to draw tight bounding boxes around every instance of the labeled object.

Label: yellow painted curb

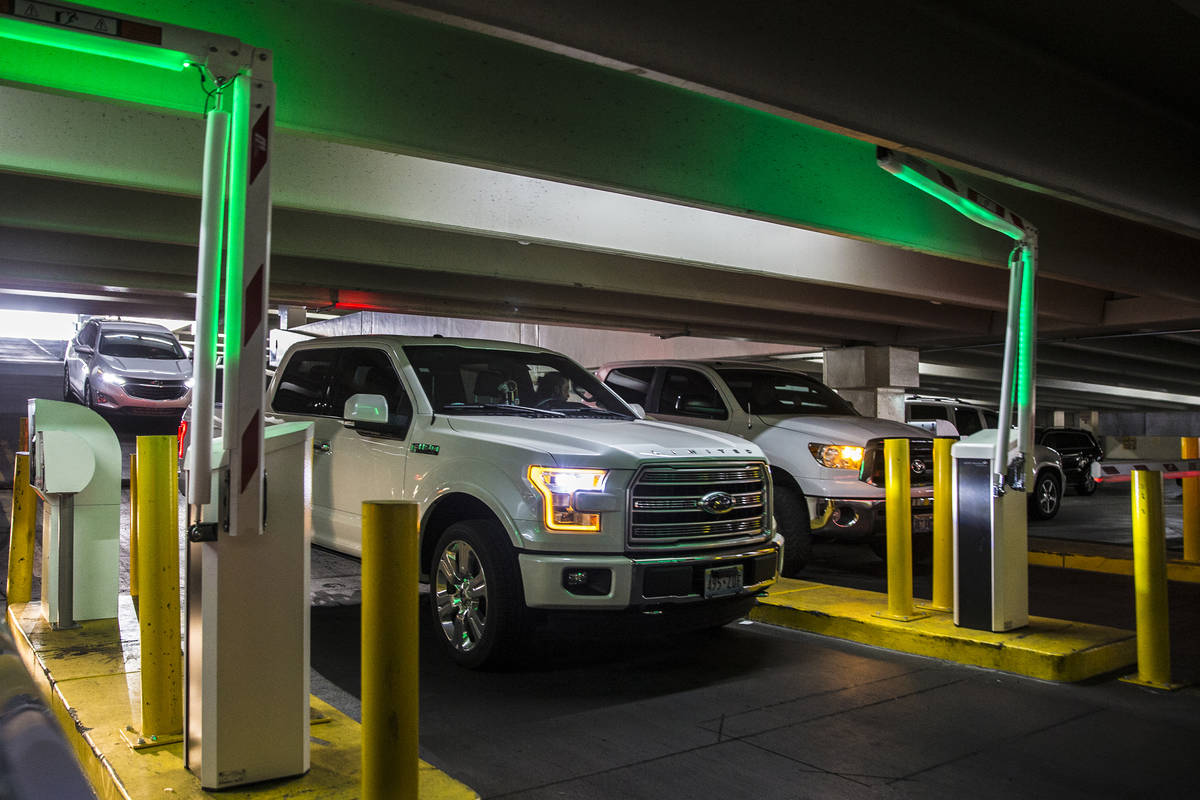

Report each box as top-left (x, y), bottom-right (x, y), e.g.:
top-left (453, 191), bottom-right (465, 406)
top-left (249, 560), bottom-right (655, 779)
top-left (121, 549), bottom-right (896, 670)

top-left (7, 599), bottom-right (478, 800)
top-left (1027, 548), bottom-right (1200, 583)
top-left (752, 579), bottom-right (1136, 683)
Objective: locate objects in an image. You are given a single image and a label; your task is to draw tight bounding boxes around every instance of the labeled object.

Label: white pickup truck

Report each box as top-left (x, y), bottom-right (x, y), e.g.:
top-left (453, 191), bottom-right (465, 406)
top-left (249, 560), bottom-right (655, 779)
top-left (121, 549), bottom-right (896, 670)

top-left (597, 360), bottom-right (934, 573)
top-left (256, 336), bottom-right (780, 667)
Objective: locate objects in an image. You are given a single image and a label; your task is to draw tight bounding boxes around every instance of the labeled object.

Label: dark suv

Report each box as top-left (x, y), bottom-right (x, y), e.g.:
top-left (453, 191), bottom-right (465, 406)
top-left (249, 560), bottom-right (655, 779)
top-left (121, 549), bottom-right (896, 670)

top-left (1036, 427), bottom-right (1104, 495)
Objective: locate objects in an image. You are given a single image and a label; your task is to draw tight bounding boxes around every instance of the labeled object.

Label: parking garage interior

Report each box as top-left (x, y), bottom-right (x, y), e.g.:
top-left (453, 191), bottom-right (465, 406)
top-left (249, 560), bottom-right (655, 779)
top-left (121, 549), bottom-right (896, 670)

top-left (3, 1), bottom-right (1200, 798)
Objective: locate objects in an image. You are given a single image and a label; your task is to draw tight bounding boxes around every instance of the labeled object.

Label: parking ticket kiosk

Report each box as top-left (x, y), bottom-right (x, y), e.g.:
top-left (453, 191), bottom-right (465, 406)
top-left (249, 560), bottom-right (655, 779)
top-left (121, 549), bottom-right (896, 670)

top-left (952, 429), bottom-right (1028, 632)
top-left (27, 399), bottom-right (121, 628)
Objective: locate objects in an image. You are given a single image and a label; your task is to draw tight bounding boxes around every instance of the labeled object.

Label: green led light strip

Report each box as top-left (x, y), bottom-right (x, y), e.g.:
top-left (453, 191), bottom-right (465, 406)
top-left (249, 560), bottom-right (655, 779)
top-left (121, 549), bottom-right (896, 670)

top-left (1015, 245), bottom-right (1035, 408)
top-left (0, 14), bottom-right (191, 71)
top-left (220, 73), bottom-right (250, 419)
top-left (886, 164), bottom-right (1025, 241)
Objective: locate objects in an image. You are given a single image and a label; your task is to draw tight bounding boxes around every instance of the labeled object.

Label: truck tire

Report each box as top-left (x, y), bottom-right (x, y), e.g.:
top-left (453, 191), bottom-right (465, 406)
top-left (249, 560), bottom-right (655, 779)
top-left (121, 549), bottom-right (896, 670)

top-left (429, 519), bottom-right (527, 669)
top-left (774, 485), bottom-right (810, 577)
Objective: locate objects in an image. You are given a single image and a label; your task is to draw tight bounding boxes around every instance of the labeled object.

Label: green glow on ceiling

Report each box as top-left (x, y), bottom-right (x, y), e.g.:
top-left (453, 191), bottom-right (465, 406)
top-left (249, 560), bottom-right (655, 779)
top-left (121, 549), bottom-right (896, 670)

top-left (0, 14), bottom-right (191, 71)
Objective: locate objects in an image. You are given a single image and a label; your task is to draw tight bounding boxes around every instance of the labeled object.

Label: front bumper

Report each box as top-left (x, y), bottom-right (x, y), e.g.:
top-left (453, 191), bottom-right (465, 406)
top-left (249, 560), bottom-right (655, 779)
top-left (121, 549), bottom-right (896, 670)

top-left (810, 496), bottom-right (934, 540)
top-left (517, 537), bottom-right (782, 610)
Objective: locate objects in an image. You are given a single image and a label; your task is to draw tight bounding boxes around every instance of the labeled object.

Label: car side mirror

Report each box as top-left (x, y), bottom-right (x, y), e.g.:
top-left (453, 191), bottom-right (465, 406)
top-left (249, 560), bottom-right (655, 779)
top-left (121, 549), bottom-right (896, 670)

top-left (76, 345), bottom-right (94, 356)
top-left (627, 402), bottom-right (646, 420)
top-left (343, 393), bottom-right (389, 425)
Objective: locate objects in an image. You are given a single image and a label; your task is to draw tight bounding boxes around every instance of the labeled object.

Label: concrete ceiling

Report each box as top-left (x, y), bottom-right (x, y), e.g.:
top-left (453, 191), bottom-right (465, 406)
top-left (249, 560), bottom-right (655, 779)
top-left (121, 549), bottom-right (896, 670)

top-left (1, 0), bottom-right (1199, 410)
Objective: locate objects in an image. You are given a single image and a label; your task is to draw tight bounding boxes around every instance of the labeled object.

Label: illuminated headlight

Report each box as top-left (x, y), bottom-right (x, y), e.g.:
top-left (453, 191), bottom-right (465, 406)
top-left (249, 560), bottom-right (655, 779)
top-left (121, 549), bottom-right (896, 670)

top-left (94, 368), bottom-right (125, 386)
top-left (808, 443), bottom-right (864, 470)
top-left (184, 377), bottom-right (194, 389)
top-left (528, 466), bottom-right (608, 532)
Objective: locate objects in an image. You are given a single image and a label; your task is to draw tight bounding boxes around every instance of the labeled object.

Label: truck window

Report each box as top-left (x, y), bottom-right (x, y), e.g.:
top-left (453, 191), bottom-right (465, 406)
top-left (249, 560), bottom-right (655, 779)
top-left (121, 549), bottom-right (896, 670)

top-left (658, 368), bottom-right (727, 420)
top-left (953, 407), bottom-right (984, 436)
top-left (273, 348), bottom-right (339, 416)
top-left (717, 368), bottom-right (856, 416)
top-left (331, 348), bottom-right (413, 436)
top-left (907, 403), bottom-right (949, 422)
top-left (603, 367), bottom-right (654, 406)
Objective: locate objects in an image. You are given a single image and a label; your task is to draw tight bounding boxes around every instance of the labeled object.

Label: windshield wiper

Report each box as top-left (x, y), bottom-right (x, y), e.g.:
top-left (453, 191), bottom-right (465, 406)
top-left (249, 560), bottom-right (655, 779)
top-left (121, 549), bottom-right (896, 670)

top-left (441, 403), bottom-right (566, 418)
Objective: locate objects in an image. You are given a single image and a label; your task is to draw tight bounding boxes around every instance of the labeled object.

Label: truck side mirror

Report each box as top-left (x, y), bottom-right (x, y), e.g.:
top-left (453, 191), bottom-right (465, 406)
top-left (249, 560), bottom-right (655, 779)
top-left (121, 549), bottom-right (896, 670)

top-left (343, 393), bottom-right (389, 425)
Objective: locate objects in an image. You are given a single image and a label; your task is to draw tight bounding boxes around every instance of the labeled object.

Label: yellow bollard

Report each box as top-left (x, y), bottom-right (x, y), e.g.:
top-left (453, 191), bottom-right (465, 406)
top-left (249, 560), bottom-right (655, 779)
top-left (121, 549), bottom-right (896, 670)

top-left (1182, 437), bottom-right (1199, 563)
top-left (129, 453), bottom-right (139, 602)
top-left (1121, 470), bottom-right (1183, 690)
top-left (875, 439), bottom-right (928, 621)
top-left (362, 501), bottom-right (420, 800)
top-left (926, 437), bottom-right (954, 612)
top-left (133, 436), bottom-right (183, 739)
top-left (6, 453), bottom-right (37, 604)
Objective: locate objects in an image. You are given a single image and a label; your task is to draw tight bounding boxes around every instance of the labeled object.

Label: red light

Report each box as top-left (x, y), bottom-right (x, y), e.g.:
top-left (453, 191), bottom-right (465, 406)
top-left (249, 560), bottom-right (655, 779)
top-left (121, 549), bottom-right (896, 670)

top-left (333, 301), bottom-right (380, 311)
top-left (177, 418), bottom-right (189, 460)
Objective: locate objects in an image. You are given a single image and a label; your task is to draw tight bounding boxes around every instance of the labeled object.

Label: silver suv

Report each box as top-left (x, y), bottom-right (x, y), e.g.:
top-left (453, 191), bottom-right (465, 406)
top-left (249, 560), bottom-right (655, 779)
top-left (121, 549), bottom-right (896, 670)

top-left (64, 320), bottom-right (192, 415)
top-left (904, 395), bottom-right (1065, 521)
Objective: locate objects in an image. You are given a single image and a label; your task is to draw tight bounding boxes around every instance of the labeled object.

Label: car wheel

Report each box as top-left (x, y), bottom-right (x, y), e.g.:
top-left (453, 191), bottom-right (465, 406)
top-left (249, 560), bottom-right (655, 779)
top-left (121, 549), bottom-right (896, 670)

top-left (63, 366), bottom-right (73, 402)
top-left (430, 519), bottom-right (527, 669)
top-left (83, 381), bottom-right (95, 410)
top-left (773, 485), bottom-right (810, 577)
top-left (1077, 469), bottom-right (1097, 496)
top-left (1028, 470), bottom-right (1062, 520)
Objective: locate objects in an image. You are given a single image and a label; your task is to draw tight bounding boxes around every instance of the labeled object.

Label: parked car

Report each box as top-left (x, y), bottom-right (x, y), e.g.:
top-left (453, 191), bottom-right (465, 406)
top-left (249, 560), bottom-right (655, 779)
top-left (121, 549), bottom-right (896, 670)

top-left (904, 395), bottom-right (1066, 521)
top-left (1036, 427), bottom-right (1103, 495)
top-left (183, 336), bottom-right (782, 668)
top-left (597, 360), bottom-right (935, 571)
top-left (64, 320), bottom-right (192, 415)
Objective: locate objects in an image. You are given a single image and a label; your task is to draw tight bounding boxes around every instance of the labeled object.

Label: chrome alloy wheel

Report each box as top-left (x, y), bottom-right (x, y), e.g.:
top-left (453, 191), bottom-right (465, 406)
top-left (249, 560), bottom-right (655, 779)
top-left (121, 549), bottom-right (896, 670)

top-left (1036, 475), bottom-right (1060, 516)
top-left (433, 539), bottom-right (489, 654)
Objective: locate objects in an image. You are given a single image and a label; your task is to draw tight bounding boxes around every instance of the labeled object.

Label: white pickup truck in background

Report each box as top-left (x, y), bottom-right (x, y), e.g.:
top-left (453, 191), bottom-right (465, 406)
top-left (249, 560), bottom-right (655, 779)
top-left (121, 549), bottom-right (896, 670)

top-left (597, 360), bottom-right (936, 573)
top-left (230, 336), bottom-right (781, 668)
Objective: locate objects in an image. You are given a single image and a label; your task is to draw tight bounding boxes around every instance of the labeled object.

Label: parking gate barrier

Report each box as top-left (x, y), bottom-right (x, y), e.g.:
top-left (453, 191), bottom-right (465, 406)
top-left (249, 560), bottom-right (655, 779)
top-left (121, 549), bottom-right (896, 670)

top-left (129, 453), bottom-right (139, 603)
top-left (130, 436), bottom-right (183, 743)
top-left (875, 439), bottom-right (928, 621)
top-left (1120, 470), bottom-right (1184, 690)
top-left (362, 500), bottom-right (419, 800)
top-left (6, 453), bottom-right (36, 604)
top-left (1183, 437), bottom-right (1199, 563)
top-left (927, 437), bottom-right (955, 612)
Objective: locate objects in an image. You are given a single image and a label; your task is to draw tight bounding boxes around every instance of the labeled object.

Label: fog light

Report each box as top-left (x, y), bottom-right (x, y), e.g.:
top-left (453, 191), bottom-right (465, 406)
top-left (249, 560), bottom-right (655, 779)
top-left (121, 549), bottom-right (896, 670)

top-left (562, 568), bottom-right (612, 596)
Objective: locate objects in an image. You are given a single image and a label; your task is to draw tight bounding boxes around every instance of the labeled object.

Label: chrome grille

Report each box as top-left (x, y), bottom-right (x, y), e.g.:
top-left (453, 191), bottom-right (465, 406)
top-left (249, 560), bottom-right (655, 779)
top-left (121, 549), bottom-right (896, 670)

top-left (860, 437), bottom-right (935, 487)
top-left (124, 380), bottom-right (189, 400)
top-left (629, 462), bottom-right (769, 549)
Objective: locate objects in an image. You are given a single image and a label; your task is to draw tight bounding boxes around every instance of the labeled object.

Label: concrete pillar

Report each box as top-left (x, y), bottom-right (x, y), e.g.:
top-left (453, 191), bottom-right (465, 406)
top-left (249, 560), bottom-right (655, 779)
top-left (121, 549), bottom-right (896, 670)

top-left (823, 346), bottom-right (918, 422)
top-left (278, 305), bottom-right (307, 330)
top-left (1052, 410), bottom-right (1067, 427)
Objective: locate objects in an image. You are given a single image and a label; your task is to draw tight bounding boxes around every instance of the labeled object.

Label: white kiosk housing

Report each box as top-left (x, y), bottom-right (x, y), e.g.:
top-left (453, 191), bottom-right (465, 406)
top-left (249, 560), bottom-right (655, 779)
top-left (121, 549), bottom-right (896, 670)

top-left (28, 398), bottom-right (121, 628)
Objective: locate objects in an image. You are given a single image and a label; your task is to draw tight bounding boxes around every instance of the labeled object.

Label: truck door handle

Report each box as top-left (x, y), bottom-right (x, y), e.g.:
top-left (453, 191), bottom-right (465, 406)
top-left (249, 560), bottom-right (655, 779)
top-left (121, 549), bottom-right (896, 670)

top-left (313, 440), bottom-right (331, 454)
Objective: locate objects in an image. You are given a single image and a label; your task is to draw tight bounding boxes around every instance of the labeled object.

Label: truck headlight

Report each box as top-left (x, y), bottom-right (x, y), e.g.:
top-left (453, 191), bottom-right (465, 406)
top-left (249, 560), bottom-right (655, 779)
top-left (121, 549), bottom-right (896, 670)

top-left (808, 443), bottom-right (864, 470)
top-left (528, 466), bottom-right (608, 532)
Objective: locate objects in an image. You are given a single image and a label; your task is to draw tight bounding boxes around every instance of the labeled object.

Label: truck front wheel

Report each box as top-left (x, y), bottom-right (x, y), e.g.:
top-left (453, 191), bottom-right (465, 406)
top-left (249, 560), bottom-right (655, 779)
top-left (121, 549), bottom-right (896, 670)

top-left (429, 519), bottom-right (527, 669)
top-left (774, 485), bottom-right (811, 577)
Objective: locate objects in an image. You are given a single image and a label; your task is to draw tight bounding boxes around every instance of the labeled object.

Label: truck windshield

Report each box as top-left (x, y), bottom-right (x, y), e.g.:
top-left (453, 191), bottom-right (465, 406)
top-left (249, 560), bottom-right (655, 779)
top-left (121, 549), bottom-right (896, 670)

top-left (404, 345), bottom-right (634, 418)
top-left (716, 368), bottom-right (858, 416)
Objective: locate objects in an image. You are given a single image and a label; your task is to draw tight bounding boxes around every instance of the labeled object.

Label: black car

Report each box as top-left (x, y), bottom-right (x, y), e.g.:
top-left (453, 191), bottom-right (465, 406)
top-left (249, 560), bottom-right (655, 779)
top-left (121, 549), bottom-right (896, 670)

top-left (1036, 427), bottom-right (1104, 495)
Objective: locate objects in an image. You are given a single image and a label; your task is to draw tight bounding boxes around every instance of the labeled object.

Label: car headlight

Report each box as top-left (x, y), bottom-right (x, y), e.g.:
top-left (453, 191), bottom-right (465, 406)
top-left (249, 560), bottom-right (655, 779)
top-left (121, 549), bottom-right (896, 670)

top-left (94, 368), bottom-right (125, 386)
top-left (808, 443), bottom-right (864, 470)
top-left (184, 377), bottom-right (195, 389)
top-left (528, 466), bottom-right (608, 532)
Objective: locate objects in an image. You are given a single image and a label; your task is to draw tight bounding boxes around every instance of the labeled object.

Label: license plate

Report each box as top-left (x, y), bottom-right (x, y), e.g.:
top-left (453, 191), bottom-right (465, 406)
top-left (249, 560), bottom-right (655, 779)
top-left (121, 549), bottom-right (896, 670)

top-left (704, 565), bottom-right (744, 598)
top-left (913, 514), bottom-right (933, 533)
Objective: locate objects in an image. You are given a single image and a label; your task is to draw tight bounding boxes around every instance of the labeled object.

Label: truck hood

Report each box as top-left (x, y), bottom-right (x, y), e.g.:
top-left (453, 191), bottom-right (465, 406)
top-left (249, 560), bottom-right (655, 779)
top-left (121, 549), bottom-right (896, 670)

top-left (755, 414), bottom-right (928, 443)
top-left (443, 415), bottom-right (764, 465)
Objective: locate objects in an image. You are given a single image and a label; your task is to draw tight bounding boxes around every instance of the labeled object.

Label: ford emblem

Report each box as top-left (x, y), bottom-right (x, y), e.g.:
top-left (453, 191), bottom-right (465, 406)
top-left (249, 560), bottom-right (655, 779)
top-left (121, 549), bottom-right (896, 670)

top-left (911, 459), bottom-right (927, 474)
top-left (698, 491), bottom-right (735, 515)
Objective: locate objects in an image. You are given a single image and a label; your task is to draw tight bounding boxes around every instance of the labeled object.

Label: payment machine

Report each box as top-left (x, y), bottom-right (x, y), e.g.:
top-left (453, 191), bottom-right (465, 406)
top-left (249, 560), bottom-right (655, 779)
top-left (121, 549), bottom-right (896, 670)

top-left (27, 399), bottom-right (120, 628)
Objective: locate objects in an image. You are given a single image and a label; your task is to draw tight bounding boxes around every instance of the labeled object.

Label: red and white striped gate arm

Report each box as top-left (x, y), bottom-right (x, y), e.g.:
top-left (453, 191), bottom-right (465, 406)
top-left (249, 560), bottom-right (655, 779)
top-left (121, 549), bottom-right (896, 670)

top-left (1094, 460), bottom-right (1200, 483)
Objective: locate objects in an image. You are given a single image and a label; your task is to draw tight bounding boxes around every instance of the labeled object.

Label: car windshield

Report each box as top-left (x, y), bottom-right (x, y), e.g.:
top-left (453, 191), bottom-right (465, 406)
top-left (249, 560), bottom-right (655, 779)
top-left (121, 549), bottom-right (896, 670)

top-left (716, 368), bottom-right (858, 416)
top-left (404, 345), bottom-right (634, 418)
top-left (98, 331), bottom-right (185, 360)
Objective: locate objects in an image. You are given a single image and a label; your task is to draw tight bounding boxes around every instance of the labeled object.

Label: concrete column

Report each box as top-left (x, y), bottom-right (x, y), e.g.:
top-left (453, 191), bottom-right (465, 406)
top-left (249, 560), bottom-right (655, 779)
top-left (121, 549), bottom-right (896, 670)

top-left (823, 346), bottom-right (918, 422)
top-left (278, 305), bottom-right (307, 330)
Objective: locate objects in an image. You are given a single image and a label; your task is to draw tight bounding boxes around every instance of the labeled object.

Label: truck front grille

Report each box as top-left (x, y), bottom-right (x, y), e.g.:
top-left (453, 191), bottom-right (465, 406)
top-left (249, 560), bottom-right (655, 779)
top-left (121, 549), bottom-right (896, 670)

top-left (629, 462), bottom-right (769, 549)
top-left (124, 380), bottom-right (189, 400)
top-left (860, 438), bottom-right (935, 488)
